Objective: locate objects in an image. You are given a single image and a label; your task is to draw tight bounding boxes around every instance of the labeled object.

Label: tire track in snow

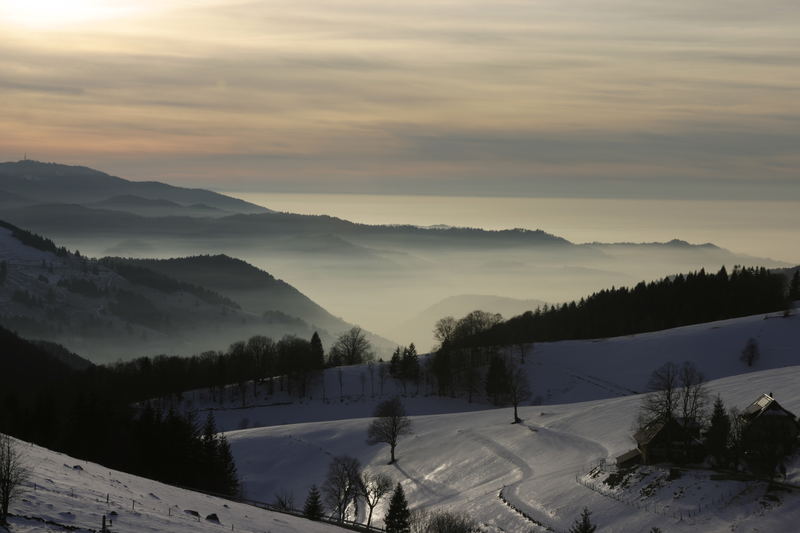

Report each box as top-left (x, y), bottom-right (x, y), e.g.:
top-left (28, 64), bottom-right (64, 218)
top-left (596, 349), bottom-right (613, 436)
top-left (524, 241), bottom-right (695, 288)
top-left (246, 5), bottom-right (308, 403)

top-left (460, 429), bottom-right (556, 532)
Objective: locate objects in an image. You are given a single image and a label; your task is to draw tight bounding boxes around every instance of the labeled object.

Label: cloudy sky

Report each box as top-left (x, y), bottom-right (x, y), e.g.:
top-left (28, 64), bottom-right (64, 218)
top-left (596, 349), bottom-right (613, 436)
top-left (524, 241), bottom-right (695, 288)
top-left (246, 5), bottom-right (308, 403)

top-left (1, 0), bottom-right (798, 199)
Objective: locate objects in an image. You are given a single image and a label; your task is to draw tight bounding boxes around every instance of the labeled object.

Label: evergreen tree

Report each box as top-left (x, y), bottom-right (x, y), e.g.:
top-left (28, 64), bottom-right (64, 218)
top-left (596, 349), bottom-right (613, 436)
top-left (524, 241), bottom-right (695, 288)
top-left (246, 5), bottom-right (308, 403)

top-left (569, 507), bottom-right (597, 533)
top-left (310, 332), bottom-right (325, 370)
top-left (390, 347), bottom-right (402, 377)
top-left (790, 271), bottom-right (800, 301)
top-left (401, 344), bottom-right (420, 383)
top-left (215, 434), bottom-right (240, 496)
top-left (304, 485), bottom-right (323, 520)
top-left (384, 483), bottom-right (410, 533)
top-left (705, 395), bottom-right (730, 467)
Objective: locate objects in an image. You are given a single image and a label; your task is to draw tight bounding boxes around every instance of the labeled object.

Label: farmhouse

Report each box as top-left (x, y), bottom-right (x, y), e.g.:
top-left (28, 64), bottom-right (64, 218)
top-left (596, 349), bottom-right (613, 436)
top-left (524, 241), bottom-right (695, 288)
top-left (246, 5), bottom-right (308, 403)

top-left (632, 418), bottom-right (703, 465)
top-left (739, 393), bottom-right (799, 472)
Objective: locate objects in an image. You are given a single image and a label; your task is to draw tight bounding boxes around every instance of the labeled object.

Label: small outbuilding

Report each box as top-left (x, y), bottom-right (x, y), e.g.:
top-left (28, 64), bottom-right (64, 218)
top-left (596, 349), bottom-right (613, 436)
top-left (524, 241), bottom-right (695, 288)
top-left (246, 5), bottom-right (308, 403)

top-left (633, 417), bottom-right (703, 465)
top-left (615, 448), bottom-right (642, 469)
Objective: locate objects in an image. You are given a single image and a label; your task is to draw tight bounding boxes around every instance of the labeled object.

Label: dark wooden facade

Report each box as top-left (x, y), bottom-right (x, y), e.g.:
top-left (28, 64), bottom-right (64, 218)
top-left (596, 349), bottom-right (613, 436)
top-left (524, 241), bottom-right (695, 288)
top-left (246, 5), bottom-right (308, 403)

top-left (634, 418), bottom-right (703, 465)
top-left (739, 394), bottom-right (800, 473)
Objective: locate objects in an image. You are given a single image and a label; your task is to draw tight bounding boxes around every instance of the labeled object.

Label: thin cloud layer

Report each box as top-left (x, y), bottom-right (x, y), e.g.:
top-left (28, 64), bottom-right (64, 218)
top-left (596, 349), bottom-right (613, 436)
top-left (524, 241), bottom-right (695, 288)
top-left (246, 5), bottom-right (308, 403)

top-left (0, 0), bottom-right (798, 198)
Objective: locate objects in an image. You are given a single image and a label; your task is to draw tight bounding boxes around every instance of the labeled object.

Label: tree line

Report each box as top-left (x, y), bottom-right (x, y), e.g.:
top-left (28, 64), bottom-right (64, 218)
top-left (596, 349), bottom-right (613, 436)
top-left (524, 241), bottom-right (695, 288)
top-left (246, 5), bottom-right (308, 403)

top-left (449, 266), bottom-right (790, 348)
top-left (0, 325), bottom-right (239, 497)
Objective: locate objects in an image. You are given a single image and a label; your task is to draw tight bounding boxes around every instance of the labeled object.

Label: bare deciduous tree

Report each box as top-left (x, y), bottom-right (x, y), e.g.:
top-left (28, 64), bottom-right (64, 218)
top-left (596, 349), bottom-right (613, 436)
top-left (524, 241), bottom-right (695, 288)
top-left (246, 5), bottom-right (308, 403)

top-left (452, 311), bottom-right (502, 341)
top-left (322, 455), bottom-right (362, 523)
top-left (409, 508), bottom-right (478, 533)
top-left (409, 508), bottom-right (432, 533)
top-left (740, 338), bottom-right (760, 367)
top-left (273, 488), bottom-right (295, 510)
top-left (508, 365), bottom-right (531, 424)
top-left (366, 398), bottom-right (413, 464)
top-left (329, 327), bottom-right (374, 366)
top-left (678, 361), bottom-right (707, 428)
top-left (0, 434), bottom-right (28, 525)
top-left (359, 471), bottom-right (393, 529)
top-left (640, 361), bottom-right (681, 425)
top-left (433, 316), bottom-right (457, 347)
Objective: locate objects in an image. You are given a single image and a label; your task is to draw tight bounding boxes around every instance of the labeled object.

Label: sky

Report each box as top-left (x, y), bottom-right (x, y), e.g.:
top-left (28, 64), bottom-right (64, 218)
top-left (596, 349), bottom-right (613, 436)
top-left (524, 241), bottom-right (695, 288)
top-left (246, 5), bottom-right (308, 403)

top-left (1, 0), bottom-right (799, 199)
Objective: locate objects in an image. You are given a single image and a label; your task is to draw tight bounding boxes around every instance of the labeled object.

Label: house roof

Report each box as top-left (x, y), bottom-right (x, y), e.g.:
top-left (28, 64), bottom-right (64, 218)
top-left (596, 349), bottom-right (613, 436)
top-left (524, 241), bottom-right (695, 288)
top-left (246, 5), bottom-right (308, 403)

top-left (634, 420), bottom-right (666, 446)
top-left (616, 449), bottom-right (642, 465)
top-left (740, 393), bottom-right (797, 423)
top-left (634, 417), bottom-right (701, 446)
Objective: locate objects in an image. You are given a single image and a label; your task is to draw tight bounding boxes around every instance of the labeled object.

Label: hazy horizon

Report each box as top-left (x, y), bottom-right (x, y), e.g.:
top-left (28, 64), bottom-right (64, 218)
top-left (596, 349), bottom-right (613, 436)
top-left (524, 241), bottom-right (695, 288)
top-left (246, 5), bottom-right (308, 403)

top-left (224, 191), bottom-right (800, 265)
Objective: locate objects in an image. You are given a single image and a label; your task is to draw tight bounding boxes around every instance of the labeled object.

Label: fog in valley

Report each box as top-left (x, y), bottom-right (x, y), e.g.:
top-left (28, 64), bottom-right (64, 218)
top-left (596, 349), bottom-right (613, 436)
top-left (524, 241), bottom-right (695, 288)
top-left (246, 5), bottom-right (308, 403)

top-left (20, 195), bottom-right (788, 352)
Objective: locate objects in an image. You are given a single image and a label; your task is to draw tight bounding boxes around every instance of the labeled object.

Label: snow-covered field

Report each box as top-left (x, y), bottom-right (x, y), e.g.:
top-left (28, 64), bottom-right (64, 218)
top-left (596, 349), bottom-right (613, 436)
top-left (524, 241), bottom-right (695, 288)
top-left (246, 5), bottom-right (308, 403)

top-left (192, 309), bottom-right (800, 433)
top-left (216, 310), bottom-right (800, 532)
top-left (6, 310), bottom-right (799, 532)
top-left (3, 438), bottom-right (348, 533)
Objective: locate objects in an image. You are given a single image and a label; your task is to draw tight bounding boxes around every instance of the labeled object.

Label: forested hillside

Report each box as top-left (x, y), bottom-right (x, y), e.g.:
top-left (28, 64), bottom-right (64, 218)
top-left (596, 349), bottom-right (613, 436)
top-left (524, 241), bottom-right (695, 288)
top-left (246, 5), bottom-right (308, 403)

top-left (458, 266), bottom-right (790, 348)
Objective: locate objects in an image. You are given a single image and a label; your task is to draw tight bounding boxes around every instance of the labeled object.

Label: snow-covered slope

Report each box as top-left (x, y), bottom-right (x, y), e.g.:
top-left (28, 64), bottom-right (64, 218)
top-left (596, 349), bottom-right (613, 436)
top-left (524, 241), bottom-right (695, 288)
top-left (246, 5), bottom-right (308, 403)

top-left (3, 438), bottom-right (347, 533)
top-left (226, 367), bottom-right (800, 533)
top-left (191, 309), bottom-right (800, 432)
top-left (202, 310), bottom-right (800, 532)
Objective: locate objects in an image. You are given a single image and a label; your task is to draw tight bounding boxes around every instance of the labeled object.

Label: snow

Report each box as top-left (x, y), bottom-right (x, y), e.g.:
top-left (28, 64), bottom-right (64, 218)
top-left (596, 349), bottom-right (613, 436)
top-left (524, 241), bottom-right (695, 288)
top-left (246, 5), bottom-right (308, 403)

top-left (7, 303), bottom-right (800, 532)
top-left (3, 438), bottom-right (349, 533)
top-left (224, 366), bottom-right (800, 533)
top-left (214, 311), bottom-right (800, 532)
top-left (194, 309), bottom-right (800, 433)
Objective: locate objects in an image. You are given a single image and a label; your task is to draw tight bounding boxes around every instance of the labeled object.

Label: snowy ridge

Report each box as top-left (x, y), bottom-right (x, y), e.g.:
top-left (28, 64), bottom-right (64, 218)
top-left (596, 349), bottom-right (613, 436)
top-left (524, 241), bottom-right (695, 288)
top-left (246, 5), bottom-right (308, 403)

top-left (3, 438), bottom-right (349, 533)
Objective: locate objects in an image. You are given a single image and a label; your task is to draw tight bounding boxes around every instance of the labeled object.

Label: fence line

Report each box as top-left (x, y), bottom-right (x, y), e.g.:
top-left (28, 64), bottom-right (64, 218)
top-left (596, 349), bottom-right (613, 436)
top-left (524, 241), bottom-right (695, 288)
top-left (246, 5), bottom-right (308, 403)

top-left (574, 461), bottom-right (755, 524)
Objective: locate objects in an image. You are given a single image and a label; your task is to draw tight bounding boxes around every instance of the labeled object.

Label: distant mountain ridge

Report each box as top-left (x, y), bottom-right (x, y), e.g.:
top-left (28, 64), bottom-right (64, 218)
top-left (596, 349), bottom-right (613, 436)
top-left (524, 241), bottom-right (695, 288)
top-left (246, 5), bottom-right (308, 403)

top-left (0, 160), bottom-right (269, 214)
top-left (0, 219), bottom-right (392, 361)
top-left (0, 160), bottom-right (787, 341)
top-left (117, 254), bottom-right (393, 351)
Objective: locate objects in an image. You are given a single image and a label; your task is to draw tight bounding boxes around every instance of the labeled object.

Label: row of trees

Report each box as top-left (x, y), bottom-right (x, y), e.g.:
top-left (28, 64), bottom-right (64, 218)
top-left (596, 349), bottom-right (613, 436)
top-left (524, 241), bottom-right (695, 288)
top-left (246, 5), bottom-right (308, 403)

top-left (0, 327), bottom-right (240, 498)
top-left (453, 266), bottom-right (791, 348)
top-left (93, 326), bottom-right (379, 407)
top-left (389, 344), bottom-right (420, 394)
top-left (1, 392), bottom-right (240, 499)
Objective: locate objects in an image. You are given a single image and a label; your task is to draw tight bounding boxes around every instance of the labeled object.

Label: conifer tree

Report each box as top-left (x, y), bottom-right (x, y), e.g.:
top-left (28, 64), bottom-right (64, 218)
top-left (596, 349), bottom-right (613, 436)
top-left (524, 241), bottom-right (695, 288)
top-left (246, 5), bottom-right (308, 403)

top-left (705, 395), bottom-right (730, 467)
top-left (310, 332), bottom-right (325, 370)
top-left (384, 483), bottom-right (410, 533)
top-left (401, 344), bottom-right (419, 381)
top-left (569, 507), bottom-right (597, 533)
top-left (390, 347), bottom-right (402, 377)
top-left (790, 271), bottom-right (800, 301)
top-left (304, 485), bottom-right (323, 520)
top-left (215, 433), bottom-right (240, 496)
